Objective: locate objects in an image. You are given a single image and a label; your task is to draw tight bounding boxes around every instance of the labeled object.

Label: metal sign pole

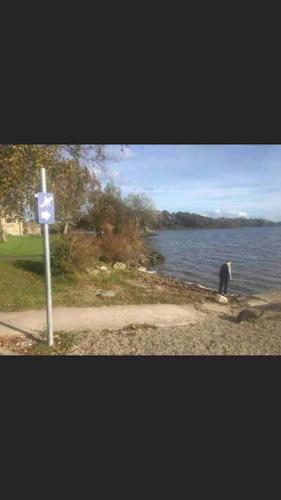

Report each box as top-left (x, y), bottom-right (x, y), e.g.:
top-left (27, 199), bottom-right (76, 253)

top-left (40, 167), bottom-right (54, 347)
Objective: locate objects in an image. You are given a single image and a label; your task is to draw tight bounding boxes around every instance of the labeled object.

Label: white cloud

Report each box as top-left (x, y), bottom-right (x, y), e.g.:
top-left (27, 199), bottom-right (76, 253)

top-left (226, 210), bottom-right (248, 218)
top-left (204, 210), bottom-right (248, 219)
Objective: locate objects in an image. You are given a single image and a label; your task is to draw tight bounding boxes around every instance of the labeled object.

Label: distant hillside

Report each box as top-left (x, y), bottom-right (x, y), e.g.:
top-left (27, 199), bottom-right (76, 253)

top-left (151, 211), bottom-right (280, 230)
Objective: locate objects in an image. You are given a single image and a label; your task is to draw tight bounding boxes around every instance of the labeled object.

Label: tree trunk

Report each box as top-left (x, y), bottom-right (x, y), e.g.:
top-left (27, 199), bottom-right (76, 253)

top-left (0, 217), bottom-right (7, 243)
top-left (63, 221), bottom-right (69, 235)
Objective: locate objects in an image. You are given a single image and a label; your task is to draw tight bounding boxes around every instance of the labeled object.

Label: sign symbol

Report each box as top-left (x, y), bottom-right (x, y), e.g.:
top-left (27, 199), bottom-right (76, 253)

top-left (36, 192), bottom-right (55, 224)
top-left (39, 195), bottom-right (53, 208)
top-left (41, 210), bottom-right (51, 221)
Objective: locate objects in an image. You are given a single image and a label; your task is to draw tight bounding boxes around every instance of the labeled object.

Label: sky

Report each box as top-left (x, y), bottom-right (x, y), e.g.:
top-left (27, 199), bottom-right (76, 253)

top-left (103, 145), bottom-right (281, 221)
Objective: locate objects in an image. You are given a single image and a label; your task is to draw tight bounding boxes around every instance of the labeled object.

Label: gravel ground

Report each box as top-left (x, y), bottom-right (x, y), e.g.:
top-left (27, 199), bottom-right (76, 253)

top-left (1, 282), bottom-right (281, 356)
top-left (65, 314), bottom-right (281, 356)
top-left (2, 314), bottom-right (281, 356)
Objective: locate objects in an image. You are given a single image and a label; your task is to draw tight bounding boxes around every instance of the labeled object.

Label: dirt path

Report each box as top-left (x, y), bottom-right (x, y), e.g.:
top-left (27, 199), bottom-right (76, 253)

top-left (1, 291), bottom-right (281, 355)
top-left (1, 290), bottom-right (280, 339)
top-left (0, 303), bottom-right (211, 337)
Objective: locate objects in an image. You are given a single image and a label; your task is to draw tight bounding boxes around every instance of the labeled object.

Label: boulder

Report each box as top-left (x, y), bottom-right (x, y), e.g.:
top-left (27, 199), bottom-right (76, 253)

top-left (139, 254), bottom-right (148, 266)
top-left (95, 290), bottom-right (116, 298)
top-left (237, 309), bottom-right (260, 323)
top-left (137, 266), bottom-right (148, 272)
top-left (215, 294), bottom-right (229, 304)
top-left (113, 262), bottom-right (127, 270)
top-left (99, 265), bottom-right (108, 272)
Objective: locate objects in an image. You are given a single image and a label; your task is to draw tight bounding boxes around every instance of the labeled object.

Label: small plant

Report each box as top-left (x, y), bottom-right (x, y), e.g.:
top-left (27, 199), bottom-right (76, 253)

top-left (22, 331), bottom-right (77, 355)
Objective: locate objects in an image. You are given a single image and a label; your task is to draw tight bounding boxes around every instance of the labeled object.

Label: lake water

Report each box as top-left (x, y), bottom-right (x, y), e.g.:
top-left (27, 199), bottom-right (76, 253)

top-left (149, 226), bottom-right (281, 295)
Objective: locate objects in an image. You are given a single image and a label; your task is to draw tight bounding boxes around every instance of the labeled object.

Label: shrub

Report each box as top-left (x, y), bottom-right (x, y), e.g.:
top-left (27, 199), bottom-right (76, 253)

top-left (99, 222), bottom-right (145, 264)
top-left (100, 222), bottom-right (114, 236)
top-left (51, 233), bottom-right (102, 274)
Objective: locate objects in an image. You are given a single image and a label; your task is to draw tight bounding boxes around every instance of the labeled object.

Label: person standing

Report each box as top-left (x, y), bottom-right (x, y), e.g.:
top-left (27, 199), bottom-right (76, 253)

top-left (219, 260), bottom-right (232, 295)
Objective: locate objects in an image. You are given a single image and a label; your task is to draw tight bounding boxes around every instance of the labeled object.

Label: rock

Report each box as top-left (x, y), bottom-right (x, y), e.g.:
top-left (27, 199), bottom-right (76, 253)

top-left (96, 265), bottom-right (111, 274)
top-left (139, 254), bottom-right (148, 266)
top-left (98, 265), bottom-right (108, 272)
top-left (237, 308), bottom-right (260, 322)
top-left (215, 294), bottom-right (229, 304)
top-left (113, 262), bottom-right (127, 270)
top-left (146, 251), bottom-right (165, 267)
top-left (137, 266), bottom-right (148, 272)
top-left (95, 290), bottom-right (116, 298)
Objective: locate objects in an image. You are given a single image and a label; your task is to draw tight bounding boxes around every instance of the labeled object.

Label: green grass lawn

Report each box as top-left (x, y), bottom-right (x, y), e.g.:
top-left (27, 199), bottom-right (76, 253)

top-left (0, 235), bottom-right (43, 258)
top-left (0, 236), bottom-right (195, 312)
top-left (0, 257), bottom-right (193, 312)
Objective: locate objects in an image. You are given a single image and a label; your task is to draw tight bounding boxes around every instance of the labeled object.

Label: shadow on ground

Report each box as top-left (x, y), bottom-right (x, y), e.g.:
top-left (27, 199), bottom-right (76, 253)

top-left (220, 302), bottom-right (281, 324)
top-left (0, 320), bottom-right (45, 343)
top-left (13, 259), bottom-right (44, 275)
top-left (219, 314), bottom-right (238, 323)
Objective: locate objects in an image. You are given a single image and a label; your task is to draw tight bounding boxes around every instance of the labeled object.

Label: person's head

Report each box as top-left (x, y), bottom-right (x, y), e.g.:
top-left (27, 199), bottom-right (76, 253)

top-left (226, 260), bottom-right (232, 265)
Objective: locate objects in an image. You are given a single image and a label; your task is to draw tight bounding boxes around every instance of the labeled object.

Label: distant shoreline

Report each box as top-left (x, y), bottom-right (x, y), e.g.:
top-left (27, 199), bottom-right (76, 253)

top-left (152, 211), bottom-right (281, 231)
top-left (152, 224), bottom-right (281, 231)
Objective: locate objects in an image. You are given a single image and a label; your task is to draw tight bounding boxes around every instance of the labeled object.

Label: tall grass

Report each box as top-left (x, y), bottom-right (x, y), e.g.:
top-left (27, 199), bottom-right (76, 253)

top-left (52, 222), bottom-right (146, 274)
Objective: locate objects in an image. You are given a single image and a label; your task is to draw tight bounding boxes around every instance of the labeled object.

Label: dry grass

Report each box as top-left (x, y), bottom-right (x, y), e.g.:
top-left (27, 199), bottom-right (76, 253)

top-left (99, 222), bottom-right (146, 264)
top-left (0, 331), bottom-right (78, 356)
top-left (52, 233), bottom-right (102, 274)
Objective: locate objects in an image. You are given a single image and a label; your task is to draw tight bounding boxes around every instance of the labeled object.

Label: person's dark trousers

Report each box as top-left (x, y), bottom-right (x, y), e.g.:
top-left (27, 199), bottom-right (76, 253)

top-left (219, 277), bottom-right (229, 294)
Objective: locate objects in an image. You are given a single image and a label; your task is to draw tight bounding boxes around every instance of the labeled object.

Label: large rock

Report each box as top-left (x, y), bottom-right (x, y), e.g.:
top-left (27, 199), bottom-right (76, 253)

top-left (113, 262), bottom-right (126, 270)
top-left (237, 308), bottom-right (260, 322)
top-left (139, 254), bottom-right (148, 266)
top-left (146, 251), bottom-right (165, 267)
top-left (215, 294), bottom-right (229, 304)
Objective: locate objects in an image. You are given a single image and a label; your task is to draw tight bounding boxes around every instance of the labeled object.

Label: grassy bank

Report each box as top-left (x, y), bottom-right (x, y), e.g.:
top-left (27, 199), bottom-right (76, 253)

top-left (0, 258), bottom-right (211, 312)
top-left (0, 235), bottom-right (43, 258)
top-left (0, 235), bottom-right (210, 312)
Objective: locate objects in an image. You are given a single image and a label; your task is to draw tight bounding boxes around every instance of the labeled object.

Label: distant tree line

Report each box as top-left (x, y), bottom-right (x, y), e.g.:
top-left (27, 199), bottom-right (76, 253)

top-left (152, 211), bottom-right (280, 229)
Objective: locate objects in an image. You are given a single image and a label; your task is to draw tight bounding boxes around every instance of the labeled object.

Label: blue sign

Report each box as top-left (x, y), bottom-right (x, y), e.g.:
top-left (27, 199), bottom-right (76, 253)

top-left (36, 193), bottom-right (55, 224)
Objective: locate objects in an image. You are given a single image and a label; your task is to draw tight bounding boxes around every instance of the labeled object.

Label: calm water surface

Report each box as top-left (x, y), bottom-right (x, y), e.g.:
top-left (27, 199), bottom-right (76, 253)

top-left (150, 226), bottom-right (281, 295)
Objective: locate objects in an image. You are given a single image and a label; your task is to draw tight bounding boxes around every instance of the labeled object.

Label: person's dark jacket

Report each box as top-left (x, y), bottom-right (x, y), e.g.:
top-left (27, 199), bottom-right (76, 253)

top-left (219, 263), bottom-right (231, 279)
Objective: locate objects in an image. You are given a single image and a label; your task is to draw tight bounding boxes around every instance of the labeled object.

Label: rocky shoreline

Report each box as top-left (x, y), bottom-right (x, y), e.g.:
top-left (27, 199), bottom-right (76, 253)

top-left (1, 268), bottom-right (281, 354)
top-left (84, 287), bottom-right (281, 355)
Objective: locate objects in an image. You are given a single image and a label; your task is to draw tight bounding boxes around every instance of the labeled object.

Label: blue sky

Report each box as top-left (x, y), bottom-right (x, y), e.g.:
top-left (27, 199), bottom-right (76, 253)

top-left (104, 145), bottom-right (281, 221)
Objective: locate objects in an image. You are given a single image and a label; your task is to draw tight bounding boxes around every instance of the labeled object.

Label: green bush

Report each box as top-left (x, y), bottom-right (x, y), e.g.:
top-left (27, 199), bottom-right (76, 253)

top-left (51, 233), bottom-right (101, 275)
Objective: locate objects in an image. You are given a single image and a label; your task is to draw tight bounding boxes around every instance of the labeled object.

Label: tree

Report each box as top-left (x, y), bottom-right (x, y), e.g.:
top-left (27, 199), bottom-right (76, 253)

top-left (125, 193), bottom-right (155, 229)
top-left (48, 159), bottom-right (100, 234)
top-left (82, 183), bottom-right (156, 236)
top-left (0, 144), bottom-right (113, 241)
top-left (0, 145), bottom-right (59, 241)
top-left (86, 181), bottom-right (127, 233)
